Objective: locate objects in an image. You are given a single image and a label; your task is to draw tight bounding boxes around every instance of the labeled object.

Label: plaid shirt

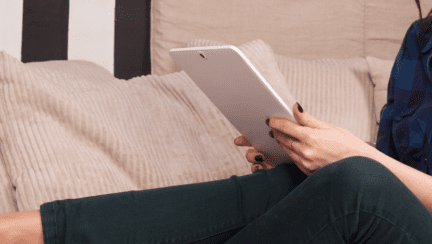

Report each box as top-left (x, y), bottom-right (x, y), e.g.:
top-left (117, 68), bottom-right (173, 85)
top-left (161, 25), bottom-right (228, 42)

top-left (376, 18), bottom-right (432, 175)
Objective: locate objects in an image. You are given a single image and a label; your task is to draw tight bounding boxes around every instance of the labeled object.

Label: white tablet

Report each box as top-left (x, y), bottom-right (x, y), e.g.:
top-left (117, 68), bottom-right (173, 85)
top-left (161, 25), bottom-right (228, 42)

top-left (169, 45), bottom-right (297, 165)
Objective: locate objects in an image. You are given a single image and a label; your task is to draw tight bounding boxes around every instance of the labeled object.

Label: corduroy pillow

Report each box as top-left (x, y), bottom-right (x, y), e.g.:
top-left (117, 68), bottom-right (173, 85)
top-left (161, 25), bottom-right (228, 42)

top-left (273, 54), bottom-right (377, 144)
top-left (0, 38), bottom-right (295, 212)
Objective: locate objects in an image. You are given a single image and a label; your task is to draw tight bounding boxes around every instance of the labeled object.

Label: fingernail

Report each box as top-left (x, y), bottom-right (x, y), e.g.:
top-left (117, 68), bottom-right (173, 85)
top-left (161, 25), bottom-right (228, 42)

top-left (255, 155), bottom-right (263, 162)
top-left (269, 130), bottom-right (274, 138)
top-left (298, 103), bottom-right (303, 113)
top-left (265, 118), bottom-right (270, 126)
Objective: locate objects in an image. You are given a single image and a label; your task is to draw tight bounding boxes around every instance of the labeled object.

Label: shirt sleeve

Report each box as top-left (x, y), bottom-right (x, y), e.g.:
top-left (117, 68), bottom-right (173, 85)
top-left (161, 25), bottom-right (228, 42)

top-left (376, 20), bottom-right (421, 158)
top-left (385, 20), bottom-right (421, 108)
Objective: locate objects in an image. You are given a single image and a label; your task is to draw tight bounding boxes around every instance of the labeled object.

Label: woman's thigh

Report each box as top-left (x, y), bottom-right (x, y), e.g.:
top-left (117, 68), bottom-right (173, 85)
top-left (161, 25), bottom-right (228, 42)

top-left (226, 156), bottom-right (432, 244)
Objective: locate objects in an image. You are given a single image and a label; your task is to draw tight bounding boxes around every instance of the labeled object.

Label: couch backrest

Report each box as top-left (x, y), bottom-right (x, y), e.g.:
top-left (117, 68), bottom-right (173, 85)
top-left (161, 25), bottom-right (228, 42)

top-left (150, 0), bottom-right (429, 76)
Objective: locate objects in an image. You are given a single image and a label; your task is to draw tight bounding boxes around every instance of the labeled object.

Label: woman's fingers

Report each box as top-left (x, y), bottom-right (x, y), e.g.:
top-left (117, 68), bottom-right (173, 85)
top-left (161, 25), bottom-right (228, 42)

top-left (246, 148), bottom-right (279, 170)
top-left (234, 136), bottom-right (266, 164)
top-left (234, 136), bottom-right (252, 147)
top-left (234, 135), bottom-right (279, 173)
top-left (245, 148), bottom-right (266, 164)
top-left (251, 163), bottom-right (264, 172)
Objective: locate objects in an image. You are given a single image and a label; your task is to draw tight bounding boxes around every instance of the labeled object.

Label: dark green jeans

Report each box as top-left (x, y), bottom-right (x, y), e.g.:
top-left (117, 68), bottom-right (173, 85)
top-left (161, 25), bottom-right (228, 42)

top-left (40, 156), bottom-right (432, 243)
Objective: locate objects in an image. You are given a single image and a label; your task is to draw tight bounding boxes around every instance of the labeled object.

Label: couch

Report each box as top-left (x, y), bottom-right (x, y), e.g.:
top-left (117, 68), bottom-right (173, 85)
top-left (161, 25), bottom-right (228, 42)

top-left (0, 0), bottom-right (424, 214)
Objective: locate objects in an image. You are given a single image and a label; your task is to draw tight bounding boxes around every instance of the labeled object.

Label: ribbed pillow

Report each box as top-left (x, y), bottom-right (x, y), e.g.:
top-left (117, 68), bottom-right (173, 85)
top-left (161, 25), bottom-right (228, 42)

top-left (0, 38), bottom-right (292, 212)
top-left (25, 59), bottom-right (115, 80)
top-left (0, 154), bottom-right (16, 214)
top-left (274, 54), bottom-right (377, 143)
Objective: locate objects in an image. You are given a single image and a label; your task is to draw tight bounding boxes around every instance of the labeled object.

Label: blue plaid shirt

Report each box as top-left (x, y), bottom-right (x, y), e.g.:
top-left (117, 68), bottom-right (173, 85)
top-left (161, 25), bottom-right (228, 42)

top-left (376, 18), bottom-right (432, 175)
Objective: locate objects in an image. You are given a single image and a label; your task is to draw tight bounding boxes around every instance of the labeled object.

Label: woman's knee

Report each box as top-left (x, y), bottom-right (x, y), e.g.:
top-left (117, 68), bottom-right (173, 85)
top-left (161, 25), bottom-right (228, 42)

top-left (310, 156), bottom-right (397, 192)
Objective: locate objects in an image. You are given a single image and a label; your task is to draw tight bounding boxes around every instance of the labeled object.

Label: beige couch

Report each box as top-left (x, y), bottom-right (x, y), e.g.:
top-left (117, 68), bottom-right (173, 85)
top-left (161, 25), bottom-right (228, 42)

top-left (0, 0), bottom-right (423, 214)
top-left (150, 0), bottom-right (429, 143)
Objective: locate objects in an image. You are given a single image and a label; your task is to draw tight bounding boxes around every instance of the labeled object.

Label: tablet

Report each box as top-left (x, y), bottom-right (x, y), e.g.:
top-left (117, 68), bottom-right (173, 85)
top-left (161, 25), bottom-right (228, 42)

top-left (169, 45), bottom-right (296, 165)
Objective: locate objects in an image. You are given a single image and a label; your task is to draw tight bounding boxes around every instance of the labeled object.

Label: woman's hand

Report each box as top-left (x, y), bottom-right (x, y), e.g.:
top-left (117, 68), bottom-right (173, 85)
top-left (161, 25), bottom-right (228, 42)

top-left (234, 136), bottom-right (280, 173)
top-left (266, 103), bottom-right (380, 176)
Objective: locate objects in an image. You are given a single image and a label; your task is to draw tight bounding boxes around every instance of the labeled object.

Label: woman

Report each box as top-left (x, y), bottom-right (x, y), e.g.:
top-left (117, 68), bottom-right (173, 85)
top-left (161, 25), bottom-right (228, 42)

top-left (2, 1), bottom-right (432, 243)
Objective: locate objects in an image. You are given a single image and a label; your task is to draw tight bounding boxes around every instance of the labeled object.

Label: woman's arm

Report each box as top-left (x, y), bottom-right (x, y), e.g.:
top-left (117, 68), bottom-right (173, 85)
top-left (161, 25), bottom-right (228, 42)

top-left (372, 150), bottom-right (432, 214)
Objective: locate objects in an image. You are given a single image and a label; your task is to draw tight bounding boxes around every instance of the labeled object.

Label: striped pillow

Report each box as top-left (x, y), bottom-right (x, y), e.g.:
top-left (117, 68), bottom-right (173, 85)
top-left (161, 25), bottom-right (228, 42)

top-left (0, 39), bottom-right (286, 212)
top-left (273, 54), bottom-right (377, 144)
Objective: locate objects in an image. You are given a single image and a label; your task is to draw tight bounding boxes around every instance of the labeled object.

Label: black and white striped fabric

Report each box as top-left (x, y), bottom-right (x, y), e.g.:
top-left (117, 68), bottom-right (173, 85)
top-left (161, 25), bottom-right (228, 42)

top-left (5, 0), bottom-right (151, 80)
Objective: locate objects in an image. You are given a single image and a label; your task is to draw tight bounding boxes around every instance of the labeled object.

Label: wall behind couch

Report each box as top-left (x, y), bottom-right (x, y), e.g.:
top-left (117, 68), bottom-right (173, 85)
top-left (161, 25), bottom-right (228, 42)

top-left (0, 0), bottom-right (152, 80)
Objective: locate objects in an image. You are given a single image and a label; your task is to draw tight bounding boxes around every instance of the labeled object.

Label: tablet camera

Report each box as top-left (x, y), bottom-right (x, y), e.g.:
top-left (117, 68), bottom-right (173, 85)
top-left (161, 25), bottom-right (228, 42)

top-left (198, 51), bottom-right (207, 59)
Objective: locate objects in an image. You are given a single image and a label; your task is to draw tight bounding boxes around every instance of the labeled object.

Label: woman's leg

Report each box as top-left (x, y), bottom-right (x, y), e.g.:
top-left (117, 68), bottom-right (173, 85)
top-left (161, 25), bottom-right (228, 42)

top-left (226, 156), bottom-right (432, 244)
top-left (39, 163), bottom-right (308, 244)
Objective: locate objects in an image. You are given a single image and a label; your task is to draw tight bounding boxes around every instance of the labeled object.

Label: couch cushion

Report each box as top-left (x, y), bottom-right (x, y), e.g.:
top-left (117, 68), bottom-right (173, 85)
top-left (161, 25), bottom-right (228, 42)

top-left (365, 0), bottom-right (422, 61)
top-left (0, 161), bottom-right (17, 214)
top-left (0, 52), bottom-right (139, 212)
top-left (187, 39), bottom-right (376, 144)
top-left (25, 59), bottom-right (115, 80)
top-left (151, 0), bottom-right (418, 76)
top-left (151, 0), bottom-right (365, 76)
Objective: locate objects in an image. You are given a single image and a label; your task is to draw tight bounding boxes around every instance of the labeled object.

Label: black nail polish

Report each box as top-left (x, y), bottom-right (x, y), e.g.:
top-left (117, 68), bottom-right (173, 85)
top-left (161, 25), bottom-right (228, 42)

top-left (255, 155), bottom-right (263, 162)
top-left (265, 118), bottom-right (270, 126)
top-left (269, 131), bottom-right (274, 138)
top-left (298, 103), bottom-right (303, 113)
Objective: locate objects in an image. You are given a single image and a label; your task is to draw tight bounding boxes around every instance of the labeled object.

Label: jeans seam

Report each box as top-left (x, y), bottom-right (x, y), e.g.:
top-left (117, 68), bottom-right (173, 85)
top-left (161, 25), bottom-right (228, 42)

top-left (305, 210), bottom-right (417, 244)
top-left (231, 175), bottom-right (246, 222)
top-left (52, 202), bottom-right (59, 244)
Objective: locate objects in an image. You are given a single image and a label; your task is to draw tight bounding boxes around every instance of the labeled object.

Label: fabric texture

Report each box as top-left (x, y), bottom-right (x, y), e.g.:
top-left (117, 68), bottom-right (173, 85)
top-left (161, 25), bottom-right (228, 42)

top-left (0, 38), bottom-right (376, 213)
top-left (376, 18), bottom-right (432, 175)
top-left (150, 0), bottom-right (418, 76)
top-left (0, 39), bottom-right (291, 212)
